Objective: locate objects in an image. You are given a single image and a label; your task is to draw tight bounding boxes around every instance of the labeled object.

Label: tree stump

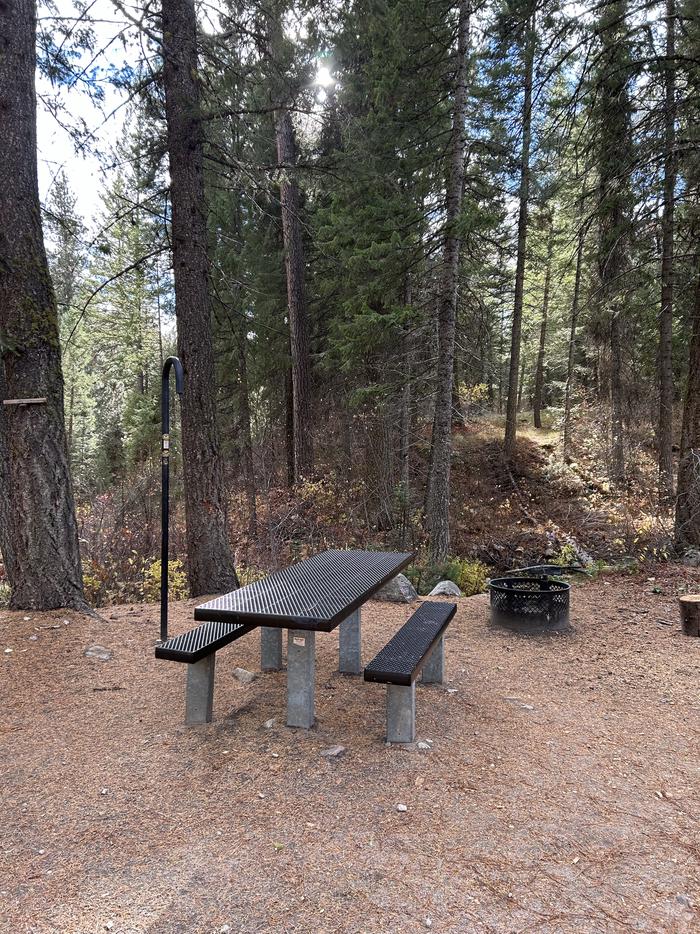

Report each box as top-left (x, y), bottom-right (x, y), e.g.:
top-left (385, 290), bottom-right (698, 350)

top-left (678, 595), bottom-right (700, 637)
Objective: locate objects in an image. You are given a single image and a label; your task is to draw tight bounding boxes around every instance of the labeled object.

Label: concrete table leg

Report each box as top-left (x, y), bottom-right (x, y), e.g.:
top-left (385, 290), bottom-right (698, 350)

top-left (185, 655), bottom-right (216, 725)
top-left (261, 627), bottom-right (283, 671)
top-left (386, 683), bottom-right (416, 743)
top-left (287, 630), bottom-right (315, 728)
top-left (339, 608), bottom-right (361, 674)
top-left (421, 636), bottom-right (444, 684)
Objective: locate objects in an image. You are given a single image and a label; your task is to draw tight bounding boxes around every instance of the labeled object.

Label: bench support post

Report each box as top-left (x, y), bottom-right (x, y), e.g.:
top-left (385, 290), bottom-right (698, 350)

top-left (421, 636), bottom-right (444, 684)
top-left (339, 608), bottom-right (361, 674)
top-left (386, 682), bottom-right (416, 743)
top-left (261, 627), bottom-right (283, 671)
top-left (185, 655), bottom-right (216, 725)
top-left (287, 630), bottom-right (315, 728)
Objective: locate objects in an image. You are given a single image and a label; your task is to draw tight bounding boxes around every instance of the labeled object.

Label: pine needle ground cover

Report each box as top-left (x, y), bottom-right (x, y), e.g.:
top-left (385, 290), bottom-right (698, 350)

top-left (1, 570), bottom-right (698, 932)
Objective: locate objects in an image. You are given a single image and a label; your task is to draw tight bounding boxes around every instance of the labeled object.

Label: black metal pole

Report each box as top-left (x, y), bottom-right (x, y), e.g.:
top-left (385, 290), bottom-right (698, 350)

top-left (160, 356), bottom-right (184, 643)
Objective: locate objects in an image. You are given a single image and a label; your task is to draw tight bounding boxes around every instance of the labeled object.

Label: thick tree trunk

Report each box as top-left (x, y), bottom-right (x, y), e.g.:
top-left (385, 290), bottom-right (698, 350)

top-left (275, 110), bottom-right (314, 480)
top-left (425, 0), bottom-right (470, 564)
top-left (674, 252), bottom-right (700, 548)
top-left (533, 218), bottom-right (554, 429)
top-left (161, 0), bottom-right (238, 595)
top-left (504, 8), bottom-right (536, 459)
top-left (597, 0), bottom-right (632, 485)
top-left (563, 199), bottom-right (586, 457)
top-left (658, 0), bottom-right (676, 501)
top-left (0, 0), bottom-right (85, 610)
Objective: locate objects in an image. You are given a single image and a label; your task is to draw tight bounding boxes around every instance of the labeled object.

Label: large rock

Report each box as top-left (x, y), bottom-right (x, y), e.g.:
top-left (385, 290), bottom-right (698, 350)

top-left (428, 580), bottom-right (463, 597)
top-left (374, 573), bottom-right (417, 604)
top-left (682, 548), bottom-right (700, 568)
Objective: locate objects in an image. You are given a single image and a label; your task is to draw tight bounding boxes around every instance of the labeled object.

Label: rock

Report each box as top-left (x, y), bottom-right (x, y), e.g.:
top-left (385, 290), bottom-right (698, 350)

top-left (504, 696), bottom-right (534, 710)
top-left (374, 574), bottom-right (417, 604)
top-left (233, 667), bottom-right (256, 684)
top-left (682, 548), bottom-right (700, 568)
top-left (396, 803), bottom-right (408, 812)
top-left (84, 645), bottom-right (112, 661)
top-left (263, 718), bottom-right (276, 729)
top-left (675, 894), bottom-right (693, 908)
top-left (428, 580), bottom-right (463, 597)
top-left (320, 745), bottom-right (345, 758)
top-left (417, 741), bottom-right (431, 750)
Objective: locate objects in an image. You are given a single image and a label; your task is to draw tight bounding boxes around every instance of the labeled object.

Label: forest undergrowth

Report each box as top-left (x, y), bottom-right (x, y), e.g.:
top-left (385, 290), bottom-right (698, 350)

top-left (4, 408), bottom-right (674, 609)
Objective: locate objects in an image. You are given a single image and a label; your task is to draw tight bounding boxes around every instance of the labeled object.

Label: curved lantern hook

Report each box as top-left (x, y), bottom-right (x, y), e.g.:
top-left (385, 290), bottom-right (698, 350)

top-left (160, 356), bottom-right (184, 643)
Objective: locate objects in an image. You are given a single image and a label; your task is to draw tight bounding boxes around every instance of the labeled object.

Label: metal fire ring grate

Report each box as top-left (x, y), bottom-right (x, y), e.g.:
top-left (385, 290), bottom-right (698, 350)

top-left (489, 576), bottom-right (571, 633)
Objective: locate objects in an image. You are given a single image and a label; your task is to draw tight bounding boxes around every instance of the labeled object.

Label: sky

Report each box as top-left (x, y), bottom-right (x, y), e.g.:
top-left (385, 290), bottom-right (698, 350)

top-left (37, 0), bottom-right (129, 221)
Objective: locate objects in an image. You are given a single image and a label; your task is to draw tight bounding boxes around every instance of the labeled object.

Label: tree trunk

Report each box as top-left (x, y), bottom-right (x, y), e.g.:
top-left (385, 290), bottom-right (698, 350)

top-left (504, 8), bottom-right (536, 459)
top-left (533, 217), bottom-right (554, 429)
top-left (563, 198), bottom-right (586, 458)
top-left (161, 0), bottom-right (238, 595)
top-left (235, 332), bottom-right (257, 537)
top-left (657, 0), bottom-right (676, 501)
top-left (597, 0), bottom-right (632, 485)
top-left (0, 0), bottom-right (85, 610)
top-left (674, 251), bottom-right (700, 549)
top-left (517, 355), bottom-right (526, 412)
top-left (275, 110), bottom-right (314, 480)
top-left (425, 0), bottom-right (470, 564)
top-left (285, 362), bottom-right (295, 488)
top-left (678, 595), bottom-right (700, 637)
top-left (399, 279), bottom-right (413, 548)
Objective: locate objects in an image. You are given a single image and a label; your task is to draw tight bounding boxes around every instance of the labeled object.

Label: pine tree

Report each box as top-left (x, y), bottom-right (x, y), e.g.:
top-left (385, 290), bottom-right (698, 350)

top-left (0, 0), bottom-right (85, 609)
top-left (161, 0), bottom-right (238, 594)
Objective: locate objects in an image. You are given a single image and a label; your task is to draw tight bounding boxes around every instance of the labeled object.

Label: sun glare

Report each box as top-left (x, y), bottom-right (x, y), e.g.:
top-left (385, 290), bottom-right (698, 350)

top-left (315, 64), bottom-right (334, 87)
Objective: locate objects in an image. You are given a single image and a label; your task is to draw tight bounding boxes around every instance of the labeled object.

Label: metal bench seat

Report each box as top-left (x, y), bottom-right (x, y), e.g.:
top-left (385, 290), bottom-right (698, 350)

top-left (155, 621), bottom-right (258, 725)
top-left (364, 601), bottom-right (457, 686)
top-left (155, 621), bottom-right (257, 663)
top-left (364, 601), bottom-right (457, 742)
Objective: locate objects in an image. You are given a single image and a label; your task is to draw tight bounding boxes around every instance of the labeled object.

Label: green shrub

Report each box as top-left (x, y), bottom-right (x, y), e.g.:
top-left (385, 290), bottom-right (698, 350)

top-left (407, 556), bottom-right (490, 596)
top-left (142, 559), bottom-right (189, 603)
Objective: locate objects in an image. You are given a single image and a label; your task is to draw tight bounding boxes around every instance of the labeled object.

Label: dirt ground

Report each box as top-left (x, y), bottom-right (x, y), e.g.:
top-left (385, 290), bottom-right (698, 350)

top-left (1, 569), bottom-right (699, 933)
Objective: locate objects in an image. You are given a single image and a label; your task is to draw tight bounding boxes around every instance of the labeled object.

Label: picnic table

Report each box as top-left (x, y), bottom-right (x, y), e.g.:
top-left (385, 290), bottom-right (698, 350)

top-left (195, 549), bottom-right (415, 727)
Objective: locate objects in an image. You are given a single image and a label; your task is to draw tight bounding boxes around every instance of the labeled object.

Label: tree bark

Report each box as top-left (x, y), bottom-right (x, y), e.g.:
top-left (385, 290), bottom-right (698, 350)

top-left (563, 197), bottom-right (586, 458)
top-left (597, 0), bottom-right (632, 484)
top-left (674, 251), bottom-right (700, 549)
top-left (275, 109), bottom-right (314, 480)
top-left (657, 0), bottom-right (676, 501)
top-left (399, 317), bottom-right (413, 549)
top-left (533, 217), bottom-right (554, 429)
top-left (161, 0), bottom-right (238, 595)
top-left (285, 362), bottom-right (295, 488)
top-left (504, 7), bottom-right (536, 459)
top-left (235, 331), bottom-right (257, 537)
top-left (0, 0), bottom-right (85, 610)
top-left (425, 0), bottom-right (470, 564)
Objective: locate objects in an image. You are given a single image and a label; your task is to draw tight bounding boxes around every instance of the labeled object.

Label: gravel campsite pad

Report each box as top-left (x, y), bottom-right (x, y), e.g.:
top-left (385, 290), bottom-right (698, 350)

top-left (1, 571), bottom-right (699, 933)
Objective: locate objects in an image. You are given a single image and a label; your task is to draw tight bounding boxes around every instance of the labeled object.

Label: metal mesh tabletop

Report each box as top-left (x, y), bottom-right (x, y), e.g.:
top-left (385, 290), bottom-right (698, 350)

top-left (194, 549), bottom-right (415, 632)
